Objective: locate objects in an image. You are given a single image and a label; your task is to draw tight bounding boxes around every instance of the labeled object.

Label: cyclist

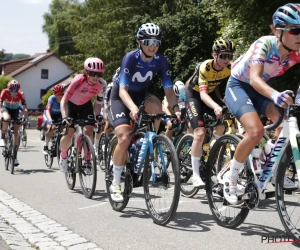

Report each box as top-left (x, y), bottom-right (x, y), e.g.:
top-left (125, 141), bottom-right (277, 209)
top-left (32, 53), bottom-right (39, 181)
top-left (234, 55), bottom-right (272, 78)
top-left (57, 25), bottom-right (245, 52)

top-left (223, 3), bottom-right (300, 205)
top-left (185, 38), bottom-right (235, 187)
top-left (109, 22), bottom-right (181, 202)
top-left (0, 80), bottom-right (28, 165)
top-left (59, 57), bottom-right (107, 173)
top-left (42, 84), bottom-right (64, 154)
top-left (162, 81), bottom-right (185, 138)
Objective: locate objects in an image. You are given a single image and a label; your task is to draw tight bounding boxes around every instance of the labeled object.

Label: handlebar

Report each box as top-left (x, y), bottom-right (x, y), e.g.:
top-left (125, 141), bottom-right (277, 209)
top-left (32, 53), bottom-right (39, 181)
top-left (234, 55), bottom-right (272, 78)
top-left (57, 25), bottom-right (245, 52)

top-left (203, 106), bottom-right (233, 128)
top-left (264, 105), bottom-right (284, 131)
top-left (129, 105), bottom-right (178, 136)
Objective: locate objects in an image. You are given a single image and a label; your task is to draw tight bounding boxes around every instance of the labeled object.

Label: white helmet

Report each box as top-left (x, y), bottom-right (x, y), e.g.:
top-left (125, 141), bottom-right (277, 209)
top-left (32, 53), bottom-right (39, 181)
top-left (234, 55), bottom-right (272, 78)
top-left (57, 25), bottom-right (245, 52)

top-left (173, 81), bottom-right (185, 97)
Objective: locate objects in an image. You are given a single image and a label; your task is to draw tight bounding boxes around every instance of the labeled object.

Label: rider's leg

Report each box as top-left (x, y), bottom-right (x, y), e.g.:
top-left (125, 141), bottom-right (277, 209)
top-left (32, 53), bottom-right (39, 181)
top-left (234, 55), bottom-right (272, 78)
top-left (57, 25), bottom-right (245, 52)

top-left (144, 96), bottom-right (162, 132)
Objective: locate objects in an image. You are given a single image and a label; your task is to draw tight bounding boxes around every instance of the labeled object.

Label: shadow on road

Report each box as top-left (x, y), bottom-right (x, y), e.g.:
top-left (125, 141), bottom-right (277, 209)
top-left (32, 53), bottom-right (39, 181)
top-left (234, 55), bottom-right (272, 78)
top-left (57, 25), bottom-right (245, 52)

top-left (11, 168), bottom-right (56, 175)
top-left (18, 146), bottom-right (39, 153)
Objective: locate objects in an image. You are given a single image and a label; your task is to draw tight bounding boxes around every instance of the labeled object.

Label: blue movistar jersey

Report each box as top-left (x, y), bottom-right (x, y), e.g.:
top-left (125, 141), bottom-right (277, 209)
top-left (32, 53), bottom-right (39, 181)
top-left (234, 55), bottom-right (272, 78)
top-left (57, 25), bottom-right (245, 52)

top-left (45, 95), bottom-right (61, 115)
top-left (115, 49), bottom-right (173, 92)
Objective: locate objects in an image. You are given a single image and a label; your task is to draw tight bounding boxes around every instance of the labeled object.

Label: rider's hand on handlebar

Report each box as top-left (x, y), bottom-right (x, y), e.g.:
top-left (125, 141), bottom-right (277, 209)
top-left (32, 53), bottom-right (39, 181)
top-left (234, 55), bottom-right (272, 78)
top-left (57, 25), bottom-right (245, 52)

top-left (62, 117), bottom-right (72, 126)
top-left (130, 106), bottom-right (139, 123)
top-left (214, 106), bottom-right (223, 119)
top-left (175, 111), bottom-right (182, 123)
top-left (271, 90), bottom-right (294, 108)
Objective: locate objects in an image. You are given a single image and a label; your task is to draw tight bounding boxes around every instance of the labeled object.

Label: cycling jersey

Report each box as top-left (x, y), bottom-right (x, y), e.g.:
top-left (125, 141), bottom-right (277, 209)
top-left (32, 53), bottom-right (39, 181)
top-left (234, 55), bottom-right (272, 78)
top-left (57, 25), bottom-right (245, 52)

top-left (64, 74), bottom-right (107, 105)
top-left (232, 36), bottom-right (300, 83)
top-left (45, 95), bottom-right (61, 115)
top-left (189, 59), bottom-right (231, 93)
top-left (115, 49), bottom-right (173, 92)
top-left (0, 89), bottom-right (26, 109)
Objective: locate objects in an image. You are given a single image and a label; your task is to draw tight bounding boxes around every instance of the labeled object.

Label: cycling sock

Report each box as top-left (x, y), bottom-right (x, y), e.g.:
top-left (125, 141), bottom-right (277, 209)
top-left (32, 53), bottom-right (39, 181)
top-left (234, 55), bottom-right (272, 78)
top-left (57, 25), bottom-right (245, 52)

top-left (191, 156), bottom-right (201, 177)
top-left (113, 165), bottom-right (124, 185)
top-left (94, 138), bottom-right (99, 148)
top-left (45, 137), bottom-right (50, 146)
top-left (60, 149), bottom-right (68, 159)
top-left (229, 157), bottom-right (243, 177)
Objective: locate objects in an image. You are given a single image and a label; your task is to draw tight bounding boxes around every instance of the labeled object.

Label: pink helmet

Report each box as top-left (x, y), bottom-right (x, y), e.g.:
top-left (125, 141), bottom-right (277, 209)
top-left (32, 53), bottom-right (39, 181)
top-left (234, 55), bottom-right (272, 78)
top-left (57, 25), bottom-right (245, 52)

top-left (84, 57), bottom-right (105, 73)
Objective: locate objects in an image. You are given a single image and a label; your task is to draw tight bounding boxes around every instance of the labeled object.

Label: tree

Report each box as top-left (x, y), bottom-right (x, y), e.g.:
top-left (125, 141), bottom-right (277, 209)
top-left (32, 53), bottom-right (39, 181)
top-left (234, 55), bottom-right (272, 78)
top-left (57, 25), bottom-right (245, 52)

top-left (0, 49), bottom-right (7, 62)
top-left (0, 75), bottom-right (13, 93)
top-left (12, 54), bottom-right (31, 60)
top-left (42, 89), bottom-right (53, 106)
top-left (42, 0), bottom-right (81, 56)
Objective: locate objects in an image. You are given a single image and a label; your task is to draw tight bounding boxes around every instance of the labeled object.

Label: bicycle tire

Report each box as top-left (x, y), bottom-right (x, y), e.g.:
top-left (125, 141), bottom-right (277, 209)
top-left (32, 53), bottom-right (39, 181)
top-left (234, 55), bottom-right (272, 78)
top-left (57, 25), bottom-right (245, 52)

top-left (10, 134), bottom-right (16, 174)
top-left (105, 136), bottom-right (130, 211)
top-left (65, 145), bottom-right (76, 190)
top-left (143, 134), bottom-right (180, 225)
top-left (4, 146), bottom-right (9, 171)
top-left (176, 133), bottom-right (200, 198)
top-left (97, 133), bottom-right (107, 171)
top-left (206, 134), bottom-right (250, 229)
top-left (104, 132), bottom-right (115, 171)
top-left (21, 129), bottom-right (27, 147)
top-left (78, 135), bottom-right (97, 199)
top-left (44, 138), bottom-right (53, 169)
top-left (56, 135), bottom-right (61, 167)
top-left (275, 143), bottom-right (300, 239)
top-left (173, 131), bottom-right (186, 148)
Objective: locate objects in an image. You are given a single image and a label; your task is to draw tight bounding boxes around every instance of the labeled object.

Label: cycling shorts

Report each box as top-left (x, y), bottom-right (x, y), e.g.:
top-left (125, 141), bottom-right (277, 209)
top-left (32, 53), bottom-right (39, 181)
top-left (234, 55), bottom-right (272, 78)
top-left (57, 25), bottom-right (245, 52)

top-left (43, 113), bottom-right (62, 125)
top-left (110, 84), bottom-right (153, 128)
top-left (1, 107), bottom-right (20, 120)
top-left (66, 100), bottom-right (95, 127)
top-left (185, 85), bottom-right (224, 129)
top-left (225, 76), bottom-right (271, 120)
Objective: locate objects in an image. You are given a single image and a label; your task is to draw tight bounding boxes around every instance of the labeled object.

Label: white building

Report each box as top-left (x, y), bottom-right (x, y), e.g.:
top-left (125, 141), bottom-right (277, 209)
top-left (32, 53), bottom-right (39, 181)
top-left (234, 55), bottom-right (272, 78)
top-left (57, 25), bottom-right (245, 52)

top-left (1, 52), bottom-right (74, 110)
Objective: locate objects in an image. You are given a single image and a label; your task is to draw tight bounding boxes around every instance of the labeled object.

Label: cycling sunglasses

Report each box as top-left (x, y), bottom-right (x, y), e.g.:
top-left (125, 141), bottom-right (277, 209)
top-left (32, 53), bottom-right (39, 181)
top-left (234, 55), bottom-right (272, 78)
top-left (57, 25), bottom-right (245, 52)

top-left (140, 39), bottom-right (161, 47)
top-left (280, 27), bottom-right (300, 36)
top-left (88, 71), bottom-right (102, 77)
top-left (219, 54), bottom-right (234, 60)
top-left (9, 89), bottom-right (18, 93)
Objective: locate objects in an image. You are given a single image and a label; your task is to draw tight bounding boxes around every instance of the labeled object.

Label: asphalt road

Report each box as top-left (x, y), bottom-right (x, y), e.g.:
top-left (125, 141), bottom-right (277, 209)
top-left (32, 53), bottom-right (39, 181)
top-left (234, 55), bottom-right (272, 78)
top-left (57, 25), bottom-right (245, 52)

top-left (0, 129), bottom-right (298, 250)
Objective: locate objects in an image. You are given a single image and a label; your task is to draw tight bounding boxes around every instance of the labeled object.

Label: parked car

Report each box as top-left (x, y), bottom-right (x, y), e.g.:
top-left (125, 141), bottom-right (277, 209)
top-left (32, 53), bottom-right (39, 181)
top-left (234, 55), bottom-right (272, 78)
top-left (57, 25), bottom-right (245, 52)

top-left (36, 114), bottom-right (46, 141)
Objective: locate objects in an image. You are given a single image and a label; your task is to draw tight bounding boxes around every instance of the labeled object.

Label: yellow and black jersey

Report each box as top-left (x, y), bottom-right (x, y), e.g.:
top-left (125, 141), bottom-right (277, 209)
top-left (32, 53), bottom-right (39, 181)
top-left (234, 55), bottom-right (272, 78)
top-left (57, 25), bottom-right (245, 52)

top-left (191, 59), bottom-right (231, 93)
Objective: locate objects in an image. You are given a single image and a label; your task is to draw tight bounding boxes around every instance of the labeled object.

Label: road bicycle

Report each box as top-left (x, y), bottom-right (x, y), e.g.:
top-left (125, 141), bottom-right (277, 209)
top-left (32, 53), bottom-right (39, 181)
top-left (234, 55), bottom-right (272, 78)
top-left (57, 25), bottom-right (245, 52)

top-left (105, 105), bottom-right (181, 225)
top-left (64, 119), bottom-right (97, 199)
top-left (205, 105), bottom-right (300, 238)
top-left (1, 118), bottom-right (22, 174)
top-left (44, 121), bottom-right (62, 169)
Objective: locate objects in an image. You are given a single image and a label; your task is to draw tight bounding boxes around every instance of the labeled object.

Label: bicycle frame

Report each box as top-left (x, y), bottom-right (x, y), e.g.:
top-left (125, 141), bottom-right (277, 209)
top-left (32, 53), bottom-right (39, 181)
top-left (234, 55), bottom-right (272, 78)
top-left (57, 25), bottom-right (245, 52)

top-left (134, 131), bottom-right (167, 182)
top-left (217, 110), bottom-right (299, 201)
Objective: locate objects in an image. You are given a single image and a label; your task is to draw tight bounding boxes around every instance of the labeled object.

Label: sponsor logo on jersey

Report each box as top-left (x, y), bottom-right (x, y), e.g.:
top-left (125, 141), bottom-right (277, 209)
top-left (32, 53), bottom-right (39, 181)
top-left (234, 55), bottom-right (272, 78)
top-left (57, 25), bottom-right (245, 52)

top-left (116, 112), bottom-right (125, 118)
top-left (189, 101), bottom-right (198, 117)
top-left (132, 71), bottom-right (153, 82)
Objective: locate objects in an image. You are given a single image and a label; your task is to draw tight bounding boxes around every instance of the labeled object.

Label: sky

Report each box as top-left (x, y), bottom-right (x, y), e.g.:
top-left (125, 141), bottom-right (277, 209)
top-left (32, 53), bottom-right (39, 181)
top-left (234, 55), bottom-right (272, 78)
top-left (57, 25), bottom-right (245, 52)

top-left (0, 0), bottom-right (83, 56)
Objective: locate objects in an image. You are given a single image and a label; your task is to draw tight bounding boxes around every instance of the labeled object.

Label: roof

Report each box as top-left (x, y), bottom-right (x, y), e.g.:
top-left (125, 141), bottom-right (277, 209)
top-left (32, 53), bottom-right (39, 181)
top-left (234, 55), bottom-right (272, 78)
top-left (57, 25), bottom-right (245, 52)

top-left (1, 52), bottom-right (71, 77)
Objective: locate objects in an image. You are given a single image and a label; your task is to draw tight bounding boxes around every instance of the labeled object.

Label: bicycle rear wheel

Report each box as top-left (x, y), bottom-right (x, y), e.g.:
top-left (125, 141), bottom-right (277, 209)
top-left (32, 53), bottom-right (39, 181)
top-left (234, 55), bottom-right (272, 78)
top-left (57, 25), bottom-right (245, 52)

top-left (206, 134), bottom-right (250, 228)
top-left (78, 135), bottom-right (97, 199)
top-left (276, 144), bottom-right (300, 239)
top-left (105, 136), bottom-right (130, 211)
top-left (65, 146), bottom-right (76, 190)
top-left (143, 134), bottom-right (180, 225)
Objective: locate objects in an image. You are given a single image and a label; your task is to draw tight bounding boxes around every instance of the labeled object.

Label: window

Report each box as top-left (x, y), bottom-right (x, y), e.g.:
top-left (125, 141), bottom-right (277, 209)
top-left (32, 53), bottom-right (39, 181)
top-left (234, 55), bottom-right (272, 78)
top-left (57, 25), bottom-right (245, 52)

top-left (41, 69), bottom-right (48, 79)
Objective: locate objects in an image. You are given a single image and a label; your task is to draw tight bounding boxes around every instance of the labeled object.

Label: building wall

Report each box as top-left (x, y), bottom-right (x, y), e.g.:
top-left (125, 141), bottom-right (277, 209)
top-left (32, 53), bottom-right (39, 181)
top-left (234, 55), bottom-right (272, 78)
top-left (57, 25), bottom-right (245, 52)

top-left (14, 56), bottom-right (73, 109)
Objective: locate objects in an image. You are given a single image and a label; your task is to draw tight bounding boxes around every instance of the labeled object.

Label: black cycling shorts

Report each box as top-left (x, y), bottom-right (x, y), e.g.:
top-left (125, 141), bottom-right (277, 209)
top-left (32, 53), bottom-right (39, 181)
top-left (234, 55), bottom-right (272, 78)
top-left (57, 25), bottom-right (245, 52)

top-left (1, 107), bottom-right (20, 120)
top-left (67, 100), bottom-right (95, 127)
top-left (185, 86), bottom-right (224, 129)
top-left (110, 84), bottom-right (153, 128)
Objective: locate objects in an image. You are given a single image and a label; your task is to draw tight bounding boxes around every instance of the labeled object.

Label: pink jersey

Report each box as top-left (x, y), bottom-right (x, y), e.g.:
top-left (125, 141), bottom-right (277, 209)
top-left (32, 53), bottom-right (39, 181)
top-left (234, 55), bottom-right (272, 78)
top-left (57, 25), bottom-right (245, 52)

top-left (64, 74), bottom-right (107, 105)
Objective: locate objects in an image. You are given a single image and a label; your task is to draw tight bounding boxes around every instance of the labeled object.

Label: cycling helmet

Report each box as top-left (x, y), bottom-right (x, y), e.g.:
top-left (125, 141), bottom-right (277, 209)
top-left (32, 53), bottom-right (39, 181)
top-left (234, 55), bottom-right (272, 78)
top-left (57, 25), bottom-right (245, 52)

top-left (173, 81), bottom-right (185, 97)
top-left (84, 57), bottom-right (105, 73)
top-left (212, 39), bottom-right (235, 53)
top-left (136, 23), bottom-right (162, 41)
top-left (273, 3), bottom-right (300, 27)
top-left (52, 84), bottom-right (64, 95)
top-left (7, 80), bottom-right (20, 90)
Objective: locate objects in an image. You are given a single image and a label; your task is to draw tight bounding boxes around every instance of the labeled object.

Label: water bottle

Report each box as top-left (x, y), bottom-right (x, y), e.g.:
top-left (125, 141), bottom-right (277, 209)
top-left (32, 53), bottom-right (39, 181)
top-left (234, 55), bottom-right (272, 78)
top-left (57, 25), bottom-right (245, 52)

top-left (129, 144), bottom-right (136, 165)
top-left (259, 139), bottom-right (275, 166)
top-left (252, 147), bottom-right (262, 174)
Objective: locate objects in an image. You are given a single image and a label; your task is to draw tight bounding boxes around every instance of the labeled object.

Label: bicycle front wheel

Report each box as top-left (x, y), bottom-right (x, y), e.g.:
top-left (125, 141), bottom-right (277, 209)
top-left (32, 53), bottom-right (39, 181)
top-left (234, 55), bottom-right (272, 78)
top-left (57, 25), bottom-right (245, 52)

top-left (97, 133), bottom-right (107, 171)
top-left (78, 135), bottom-right (97, 199)
top-left (65, 145), bottom-right (76, 190)
top-left (206, 134), bottom-right (250, 229)
top-left (44, 139), bottom-right (53, 169)
top-left (276, 143), bottom-right (300, 239)
top-left (21, 129), bottom-right (27, 147)
top-left (9, 135), bottom-right (16, 174)
top-left (143, 134), bottom-right (180, 225)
